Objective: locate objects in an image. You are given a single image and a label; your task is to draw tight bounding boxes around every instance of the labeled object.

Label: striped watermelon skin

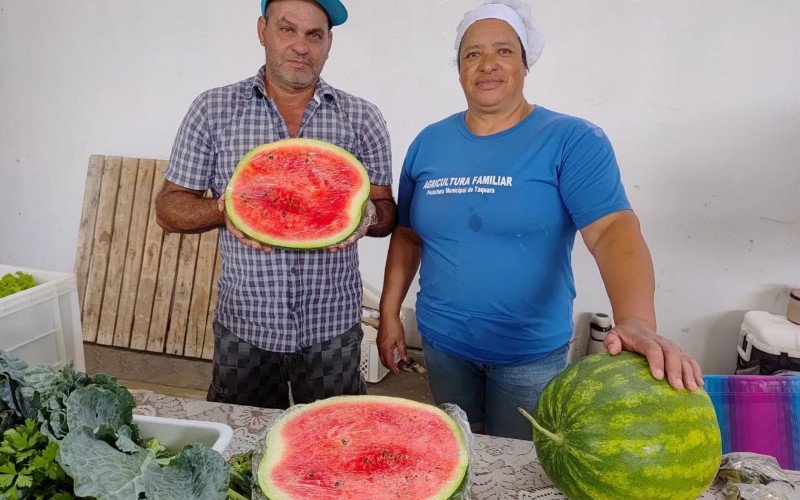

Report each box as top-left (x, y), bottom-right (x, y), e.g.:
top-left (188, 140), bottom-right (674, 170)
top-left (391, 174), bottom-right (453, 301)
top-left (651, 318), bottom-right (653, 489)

top-left (528, 352), bottom-right (721, 500)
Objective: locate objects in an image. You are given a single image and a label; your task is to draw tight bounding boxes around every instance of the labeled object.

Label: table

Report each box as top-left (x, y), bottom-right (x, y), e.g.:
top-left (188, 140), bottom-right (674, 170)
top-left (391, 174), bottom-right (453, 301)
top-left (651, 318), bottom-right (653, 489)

top-left (132, 390), bottom-right (799, 499)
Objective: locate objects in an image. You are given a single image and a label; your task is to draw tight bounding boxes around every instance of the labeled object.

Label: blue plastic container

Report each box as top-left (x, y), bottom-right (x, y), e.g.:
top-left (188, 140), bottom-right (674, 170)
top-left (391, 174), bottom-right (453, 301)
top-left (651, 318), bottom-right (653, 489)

top-left (703, 374), bottom-right (800, 471)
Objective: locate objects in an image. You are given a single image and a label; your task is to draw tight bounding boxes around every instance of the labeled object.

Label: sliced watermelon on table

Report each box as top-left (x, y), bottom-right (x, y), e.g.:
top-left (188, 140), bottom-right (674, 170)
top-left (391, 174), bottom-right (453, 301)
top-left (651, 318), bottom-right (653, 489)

top-left (225, 138), bottom-right (370, 250)
top-left (256, 395), bottom-right (469, 499)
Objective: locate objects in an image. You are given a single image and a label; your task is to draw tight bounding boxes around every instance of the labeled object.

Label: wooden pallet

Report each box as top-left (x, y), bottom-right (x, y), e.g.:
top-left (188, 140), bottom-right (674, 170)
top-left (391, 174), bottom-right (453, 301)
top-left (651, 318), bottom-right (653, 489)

top-left (75, 155), bottom-right (219, 359)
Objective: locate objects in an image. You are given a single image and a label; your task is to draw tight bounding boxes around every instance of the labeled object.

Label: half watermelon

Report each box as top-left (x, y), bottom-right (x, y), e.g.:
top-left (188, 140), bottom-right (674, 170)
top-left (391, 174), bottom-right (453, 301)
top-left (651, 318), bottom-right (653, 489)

top-left (225, 138), bottom-right (371, 249)
top-left (520, 352), bottom-right (722, 500)
top-left (256, 395), bottom-right (470, 499)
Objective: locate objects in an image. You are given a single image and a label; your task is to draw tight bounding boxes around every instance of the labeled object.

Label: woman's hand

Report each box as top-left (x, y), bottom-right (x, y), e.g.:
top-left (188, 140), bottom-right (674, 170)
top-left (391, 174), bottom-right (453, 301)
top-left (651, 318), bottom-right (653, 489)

top-left (605, 317), bottom-right (704, 391)
top-left (377, 315), bottom-right (408, 374)
top-left (218, 192), bottom-right (273, 252)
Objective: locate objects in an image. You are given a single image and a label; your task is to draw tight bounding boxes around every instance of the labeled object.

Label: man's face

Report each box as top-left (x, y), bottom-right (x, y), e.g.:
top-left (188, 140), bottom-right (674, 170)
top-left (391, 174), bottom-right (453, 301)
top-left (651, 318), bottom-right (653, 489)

top-left (458, 19), bottom-right (527, 111)
top-left (258, 0), bottom-right (332, 92)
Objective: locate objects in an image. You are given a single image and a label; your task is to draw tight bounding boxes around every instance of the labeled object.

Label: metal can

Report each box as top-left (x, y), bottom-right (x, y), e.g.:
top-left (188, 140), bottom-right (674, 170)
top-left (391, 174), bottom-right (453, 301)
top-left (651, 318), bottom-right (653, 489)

top-left (587, 312), bottom-right (613, 355)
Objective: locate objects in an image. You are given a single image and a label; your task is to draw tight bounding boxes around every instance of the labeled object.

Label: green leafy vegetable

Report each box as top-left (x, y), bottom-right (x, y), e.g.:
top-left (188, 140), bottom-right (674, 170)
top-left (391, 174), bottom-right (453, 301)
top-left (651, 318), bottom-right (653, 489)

top-left (0, 351), bottom-right (232, 499)
top-left (0, 419), bottom-right (74, 499)
top-left (143, 437), bottom-right (177, 466)
top-left (65, 385), bottom-right (137, 440)
top-left (152, 444), bottom-right (230, 499)
top-left (0, 272), bottom-right (36, 299)
top-left (227, 487), bottom-right (249, 500)
top-left (227, 450), bottom-right (253, 500)
top-left (0, 353), bottom-right (31, 434)
top-left (20, 361), bottom-right (134, 441)
top-left (59, 426), bottom-right (229, 500)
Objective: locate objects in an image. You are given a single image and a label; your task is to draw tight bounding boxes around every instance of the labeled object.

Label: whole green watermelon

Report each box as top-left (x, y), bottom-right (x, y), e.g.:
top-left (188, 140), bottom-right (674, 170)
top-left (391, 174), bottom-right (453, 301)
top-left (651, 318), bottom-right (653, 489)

top-left (519, 351), bottom-right (721, 500)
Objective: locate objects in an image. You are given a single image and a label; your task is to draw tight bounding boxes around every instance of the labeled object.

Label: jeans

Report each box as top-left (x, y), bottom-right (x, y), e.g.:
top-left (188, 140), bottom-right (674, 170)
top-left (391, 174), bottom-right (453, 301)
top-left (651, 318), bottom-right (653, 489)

top-left (422, 339), bottom-right (569, 440)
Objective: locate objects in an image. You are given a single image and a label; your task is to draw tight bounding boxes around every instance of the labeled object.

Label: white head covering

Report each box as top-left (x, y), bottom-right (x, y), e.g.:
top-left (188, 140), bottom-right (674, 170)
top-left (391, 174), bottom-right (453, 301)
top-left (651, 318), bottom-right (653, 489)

top-left (455, 0), bottom-right (545, 68)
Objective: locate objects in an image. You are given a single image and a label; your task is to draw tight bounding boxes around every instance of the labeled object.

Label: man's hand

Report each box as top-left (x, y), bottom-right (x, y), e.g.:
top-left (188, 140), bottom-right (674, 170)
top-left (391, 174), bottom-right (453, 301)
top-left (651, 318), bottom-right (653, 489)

top-left (328, 200), bottom-right (377, 252)
top-left (218, 191), bottom-right (273, 252)
top-left (377, 315), bottom-right (408, 374)
top-left (604, 317), bottom-right (704, 391)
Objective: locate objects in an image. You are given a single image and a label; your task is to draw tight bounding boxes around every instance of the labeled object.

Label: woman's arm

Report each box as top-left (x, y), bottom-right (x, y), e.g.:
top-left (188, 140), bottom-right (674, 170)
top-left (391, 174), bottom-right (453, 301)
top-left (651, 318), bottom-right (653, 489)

top-left (581, 210), bottom-right (703, 391)
top-left (378, 226), bottom-right (423, 374)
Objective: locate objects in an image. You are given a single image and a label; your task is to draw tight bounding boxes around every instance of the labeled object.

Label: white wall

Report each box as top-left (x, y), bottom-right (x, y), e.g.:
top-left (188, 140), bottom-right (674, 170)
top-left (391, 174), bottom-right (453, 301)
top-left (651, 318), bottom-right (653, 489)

top-left (1, 1), bottom-right (798, 374)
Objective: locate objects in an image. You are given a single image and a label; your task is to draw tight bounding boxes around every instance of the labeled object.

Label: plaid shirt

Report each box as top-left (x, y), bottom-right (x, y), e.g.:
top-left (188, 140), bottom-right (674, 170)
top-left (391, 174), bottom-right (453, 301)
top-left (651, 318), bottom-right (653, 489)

top-left (166, 66), bottom-right (392, 352)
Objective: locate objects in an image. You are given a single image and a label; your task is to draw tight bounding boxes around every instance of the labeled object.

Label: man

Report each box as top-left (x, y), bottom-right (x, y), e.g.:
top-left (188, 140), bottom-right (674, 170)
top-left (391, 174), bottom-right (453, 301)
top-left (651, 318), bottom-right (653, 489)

top-left (156, 0), bottom-right (396, 409)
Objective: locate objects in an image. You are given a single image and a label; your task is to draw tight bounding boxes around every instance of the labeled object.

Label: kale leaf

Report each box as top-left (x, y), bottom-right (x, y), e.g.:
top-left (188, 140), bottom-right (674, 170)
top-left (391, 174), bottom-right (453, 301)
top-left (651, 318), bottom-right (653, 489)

top-left (0, 352), bottom-right (31, 434)
top-left (59, 426), bottom-right (229, 500)
top-left (18, 360), bottom-right (134, 441)
top-left (1, 351), bottom-right (231, 499)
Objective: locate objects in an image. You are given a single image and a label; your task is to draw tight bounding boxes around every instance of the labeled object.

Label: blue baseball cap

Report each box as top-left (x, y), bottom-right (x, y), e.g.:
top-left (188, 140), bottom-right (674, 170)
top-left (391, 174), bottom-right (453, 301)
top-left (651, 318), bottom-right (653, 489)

top-left (261, 0), bottom-right (348, 26)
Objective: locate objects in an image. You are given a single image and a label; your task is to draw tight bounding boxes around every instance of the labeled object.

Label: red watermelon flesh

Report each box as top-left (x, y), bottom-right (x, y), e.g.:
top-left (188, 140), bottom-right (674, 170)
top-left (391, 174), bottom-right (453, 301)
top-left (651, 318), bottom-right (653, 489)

top-left (226, 138), bottom-right (370, 249)
top-left (257, 396), bottom-right (469, 499)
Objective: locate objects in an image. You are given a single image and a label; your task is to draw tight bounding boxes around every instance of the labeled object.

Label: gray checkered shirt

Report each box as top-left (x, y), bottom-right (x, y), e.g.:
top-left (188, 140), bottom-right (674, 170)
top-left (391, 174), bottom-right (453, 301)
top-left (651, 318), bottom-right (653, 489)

top-left (166, 66), bottom-right (392, 353)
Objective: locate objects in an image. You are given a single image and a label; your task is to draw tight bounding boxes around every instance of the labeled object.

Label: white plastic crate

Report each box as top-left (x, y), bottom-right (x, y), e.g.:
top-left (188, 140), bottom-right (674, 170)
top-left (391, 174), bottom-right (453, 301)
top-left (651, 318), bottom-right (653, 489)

top-left (0, 264), bottom-right (85, 371)
top-left (360, 324), bottom-right (398, 384)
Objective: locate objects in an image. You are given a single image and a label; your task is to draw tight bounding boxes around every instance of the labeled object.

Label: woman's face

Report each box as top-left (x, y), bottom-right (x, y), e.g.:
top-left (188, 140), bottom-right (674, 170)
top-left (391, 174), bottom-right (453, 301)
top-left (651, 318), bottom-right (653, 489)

top-left (458, 18), bottom-right (527, 112)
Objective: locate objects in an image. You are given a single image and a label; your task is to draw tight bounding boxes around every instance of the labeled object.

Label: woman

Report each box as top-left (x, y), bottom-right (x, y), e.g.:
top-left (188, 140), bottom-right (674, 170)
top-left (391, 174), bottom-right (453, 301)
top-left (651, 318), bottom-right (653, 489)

top-left (378, 0), bottom-right (703, 440)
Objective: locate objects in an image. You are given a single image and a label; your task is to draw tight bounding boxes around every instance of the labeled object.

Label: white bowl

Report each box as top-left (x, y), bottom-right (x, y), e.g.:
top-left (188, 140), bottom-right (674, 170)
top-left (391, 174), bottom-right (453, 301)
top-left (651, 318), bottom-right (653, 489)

top-left (133, 414), bottom-right (234, 453)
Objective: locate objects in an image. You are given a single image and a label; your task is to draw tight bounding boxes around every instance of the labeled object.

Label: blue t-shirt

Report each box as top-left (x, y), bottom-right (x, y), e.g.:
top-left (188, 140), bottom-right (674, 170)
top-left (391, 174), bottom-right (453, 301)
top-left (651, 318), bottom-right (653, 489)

top-left (397, 106), bottom-right (631, 365)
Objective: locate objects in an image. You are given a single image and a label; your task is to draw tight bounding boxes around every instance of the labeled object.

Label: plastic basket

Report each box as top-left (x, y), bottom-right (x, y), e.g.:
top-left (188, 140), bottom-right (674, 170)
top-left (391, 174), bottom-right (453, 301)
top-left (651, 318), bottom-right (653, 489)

top-left (703, 374), bottom-right (800, 471)
top-left (360, 324), bottom-right (396, 383)
top-left (0, 264), bottom-right (85, 371)
top-left (133, 414), bottom-right (233, 454)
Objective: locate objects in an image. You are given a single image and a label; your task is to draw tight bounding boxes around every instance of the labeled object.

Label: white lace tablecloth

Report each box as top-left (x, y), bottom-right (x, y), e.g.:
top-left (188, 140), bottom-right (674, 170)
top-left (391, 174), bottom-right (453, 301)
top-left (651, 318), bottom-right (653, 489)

top-left (132, 390), bottom-right (799, 499)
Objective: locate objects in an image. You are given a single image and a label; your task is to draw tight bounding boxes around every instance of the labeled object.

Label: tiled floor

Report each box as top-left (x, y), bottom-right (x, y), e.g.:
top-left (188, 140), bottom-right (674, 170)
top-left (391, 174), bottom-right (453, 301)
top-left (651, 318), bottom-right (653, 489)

top-left (86, 343), bottom-right (433, 404)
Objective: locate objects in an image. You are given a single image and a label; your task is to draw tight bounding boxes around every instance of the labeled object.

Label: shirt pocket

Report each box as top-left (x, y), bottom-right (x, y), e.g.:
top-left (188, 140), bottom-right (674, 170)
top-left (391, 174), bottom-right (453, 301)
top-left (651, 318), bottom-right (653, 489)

top-left (305, 106), bottom-right (359, 157)
top-left (215, 109), bottom-right (284, 194)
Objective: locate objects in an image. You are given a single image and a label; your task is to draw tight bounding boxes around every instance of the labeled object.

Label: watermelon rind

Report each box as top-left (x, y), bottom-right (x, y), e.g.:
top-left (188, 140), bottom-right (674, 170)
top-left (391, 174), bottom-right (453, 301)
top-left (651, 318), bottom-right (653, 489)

top-left (256, 395), bottom-right (470, 500)
top-left (225, 138), bottom-right (371, 250)
top-left (525, 351), bottom-right (722, 500)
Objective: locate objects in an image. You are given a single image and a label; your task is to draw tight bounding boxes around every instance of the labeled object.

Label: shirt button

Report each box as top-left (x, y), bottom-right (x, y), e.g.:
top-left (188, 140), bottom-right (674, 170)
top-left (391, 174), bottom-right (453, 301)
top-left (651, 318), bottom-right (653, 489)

top-left (290, 267), bottom-right (299, 275)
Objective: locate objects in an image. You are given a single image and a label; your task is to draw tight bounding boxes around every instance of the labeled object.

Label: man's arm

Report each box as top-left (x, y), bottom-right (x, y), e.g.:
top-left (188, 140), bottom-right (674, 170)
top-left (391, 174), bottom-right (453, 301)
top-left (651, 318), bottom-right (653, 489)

top-left (156, 181), bottom-right (275, 252)
top-left (367, 184), bottom-right (397, 237)
top-left (355, 101), bottom-right (395, 238)
top-left (155, 180), bottom-right (224, 233)
top-left (580, 210), bottom-right (703, 391)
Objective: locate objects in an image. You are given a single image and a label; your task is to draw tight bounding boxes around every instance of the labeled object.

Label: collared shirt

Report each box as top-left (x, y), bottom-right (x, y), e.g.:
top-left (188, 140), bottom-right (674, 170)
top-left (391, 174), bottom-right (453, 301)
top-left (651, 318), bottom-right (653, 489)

top-left (166, 66), bottom-right (392, 352)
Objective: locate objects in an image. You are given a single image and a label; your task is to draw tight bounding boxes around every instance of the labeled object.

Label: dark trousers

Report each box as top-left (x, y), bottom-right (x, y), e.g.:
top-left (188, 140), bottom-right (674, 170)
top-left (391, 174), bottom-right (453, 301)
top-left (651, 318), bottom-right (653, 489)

top-left (207, 320), bottom-right (366, 409)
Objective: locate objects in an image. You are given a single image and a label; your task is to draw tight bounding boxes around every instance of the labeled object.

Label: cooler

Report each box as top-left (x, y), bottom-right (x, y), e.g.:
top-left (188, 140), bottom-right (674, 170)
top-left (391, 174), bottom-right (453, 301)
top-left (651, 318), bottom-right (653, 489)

top-left (736, 311), bottom-right (800, 375)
